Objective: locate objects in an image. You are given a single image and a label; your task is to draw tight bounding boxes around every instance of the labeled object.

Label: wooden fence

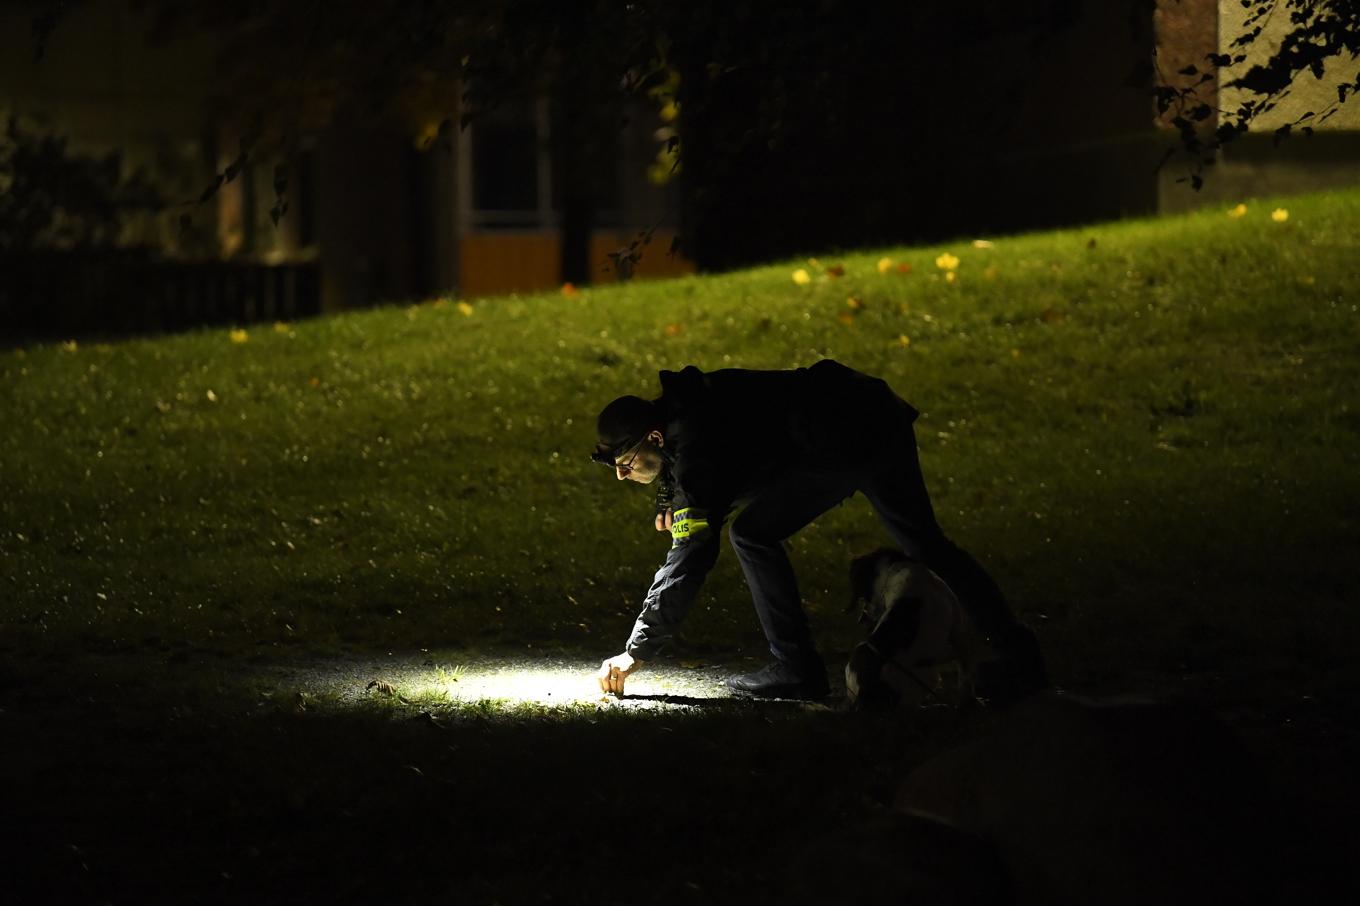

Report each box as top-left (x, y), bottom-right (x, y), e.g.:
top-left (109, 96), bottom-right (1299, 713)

top-left (1, 250), bottom-right (321, 341)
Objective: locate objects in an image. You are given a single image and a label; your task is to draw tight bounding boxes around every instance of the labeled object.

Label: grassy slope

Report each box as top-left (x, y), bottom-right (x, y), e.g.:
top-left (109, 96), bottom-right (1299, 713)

top-left (3, 187), bottom-right (1359, 696)
top-left (5, 189), bottom-right (1360, 904)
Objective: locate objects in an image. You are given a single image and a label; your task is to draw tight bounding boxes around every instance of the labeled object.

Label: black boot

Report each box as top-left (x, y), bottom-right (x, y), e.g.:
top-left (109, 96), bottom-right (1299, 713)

top-left (726, 654), bottom-right (831, 701)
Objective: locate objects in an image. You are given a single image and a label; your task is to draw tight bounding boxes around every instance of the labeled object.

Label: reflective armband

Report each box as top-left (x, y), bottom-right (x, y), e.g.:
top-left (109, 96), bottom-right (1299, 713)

top-left (669, 507), bottom-right (710, 547)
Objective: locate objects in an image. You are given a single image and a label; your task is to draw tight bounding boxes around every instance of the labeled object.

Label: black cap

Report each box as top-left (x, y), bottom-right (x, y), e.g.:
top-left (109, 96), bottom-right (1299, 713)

top-left (592, 395), bottom-right (656, 465)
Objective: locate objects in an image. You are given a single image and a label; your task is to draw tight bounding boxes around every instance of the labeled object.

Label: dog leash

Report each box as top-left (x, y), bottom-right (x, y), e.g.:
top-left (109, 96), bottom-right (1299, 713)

top-left (863, 640), bottom-right (939, 701)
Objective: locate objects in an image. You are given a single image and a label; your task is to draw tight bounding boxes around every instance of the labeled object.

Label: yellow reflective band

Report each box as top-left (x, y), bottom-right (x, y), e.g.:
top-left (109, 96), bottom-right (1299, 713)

top-left (670, 508), bottom-right (710, 546)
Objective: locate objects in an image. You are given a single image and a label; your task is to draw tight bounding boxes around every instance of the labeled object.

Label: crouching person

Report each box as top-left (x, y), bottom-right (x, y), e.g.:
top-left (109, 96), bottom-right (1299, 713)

top-left (592, 360), bottom-right (1048, 703)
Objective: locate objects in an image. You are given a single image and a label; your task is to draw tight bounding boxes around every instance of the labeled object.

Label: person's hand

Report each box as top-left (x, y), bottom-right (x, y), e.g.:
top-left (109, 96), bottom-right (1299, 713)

top-left (598, 652), bottom-right (642, 695)
top-left (655, 508), bottom-right (674, 533)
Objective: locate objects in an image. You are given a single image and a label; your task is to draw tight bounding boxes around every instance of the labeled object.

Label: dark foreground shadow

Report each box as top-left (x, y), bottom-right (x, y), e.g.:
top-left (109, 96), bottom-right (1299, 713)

top-left (622, 692), bottom-right (735, 708)
top-left (623, 691), bottom-right (841, 711)
top-left (4, 648), bottom-right (1355, 905)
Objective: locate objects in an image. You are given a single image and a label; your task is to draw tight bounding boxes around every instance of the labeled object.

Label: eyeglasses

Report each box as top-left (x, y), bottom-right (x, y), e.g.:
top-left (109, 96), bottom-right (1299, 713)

top-left (591, 437), bottom-right (645, 474)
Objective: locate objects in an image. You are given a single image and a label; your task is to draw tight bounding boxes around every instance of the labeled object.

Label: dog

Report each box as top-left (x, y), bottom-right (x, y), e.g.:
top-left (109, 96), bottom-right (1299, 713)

top-left (845, 547), bottom-right (988, 709)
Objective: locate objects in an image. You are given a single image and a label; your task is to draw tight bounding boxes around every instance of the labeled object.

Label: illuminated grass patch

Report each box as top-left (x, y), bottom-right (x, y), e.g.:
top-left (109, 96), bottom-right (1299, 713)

top-left (249, 653), bottom-right (761, 714)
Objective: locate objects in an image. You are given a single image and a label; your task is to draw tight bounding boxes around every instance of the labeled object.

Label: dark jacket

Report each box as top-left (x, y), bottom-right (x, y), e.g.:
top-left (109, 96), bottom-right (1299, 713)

top-left (624, 360), bottom-right (918, 658)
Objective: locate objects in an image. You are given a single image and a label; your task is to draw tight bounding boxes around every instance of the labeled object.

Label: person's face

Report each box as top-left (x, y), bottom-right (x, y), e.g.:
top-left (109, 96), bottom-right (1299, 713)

top-left (615, 431), bottom-right (665, 484)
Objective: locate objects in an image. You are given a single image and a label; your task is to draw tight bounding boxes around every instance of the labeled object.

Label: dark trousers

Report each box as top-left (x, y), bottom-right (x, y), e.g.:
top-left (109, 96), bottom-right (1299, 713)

top-left (727, 424), bottom-right (1018, 665)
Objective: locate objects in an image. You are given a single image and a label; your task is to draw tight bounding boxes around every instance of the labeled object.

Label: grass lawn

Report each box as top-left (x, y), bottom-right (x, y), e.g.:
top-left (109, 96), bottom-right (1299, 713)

top-left (3, 187), bottom-right (1359, 902)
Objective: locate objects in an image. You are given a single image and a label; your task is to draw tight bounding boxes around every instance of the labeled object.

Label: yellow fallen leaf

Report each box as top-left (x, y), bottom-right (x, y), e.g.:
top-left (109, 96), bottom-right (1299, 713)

top-left (457, 301), bottom-right (474, 316)
top-left (894, 334), bottom-right (911, 347)
top-left (972, 239), bottom-right (994, 249)
top-left (230, 329), bottom-right (249, 343)
top-left (877, 257), bottom-right (894, 274)
top-left (1228, 203), bottom-right (1247, 218)
top-left (792, 269), bottom-right (812, 285)
top-left (206, 389), bottom-right (218, 403)
top-left (1271, 208), bottom-right (1289, 222)
top-left (935, 252), bottom-right (959, 271)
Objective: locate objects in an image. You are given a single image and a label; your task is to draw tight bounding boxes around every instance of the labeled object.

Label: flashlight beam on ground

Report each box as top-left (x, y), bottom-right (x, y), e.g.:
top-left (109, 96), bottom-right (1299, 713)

top-left (250, 654), bottom-right (758, 712)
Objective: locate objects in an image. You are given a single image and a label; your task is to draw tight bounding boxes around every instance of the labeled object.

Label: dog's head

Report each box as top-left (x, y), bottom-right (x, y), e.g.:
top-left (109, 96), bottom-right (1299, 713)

top-left (848, 547), bottom-right (914, 626)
